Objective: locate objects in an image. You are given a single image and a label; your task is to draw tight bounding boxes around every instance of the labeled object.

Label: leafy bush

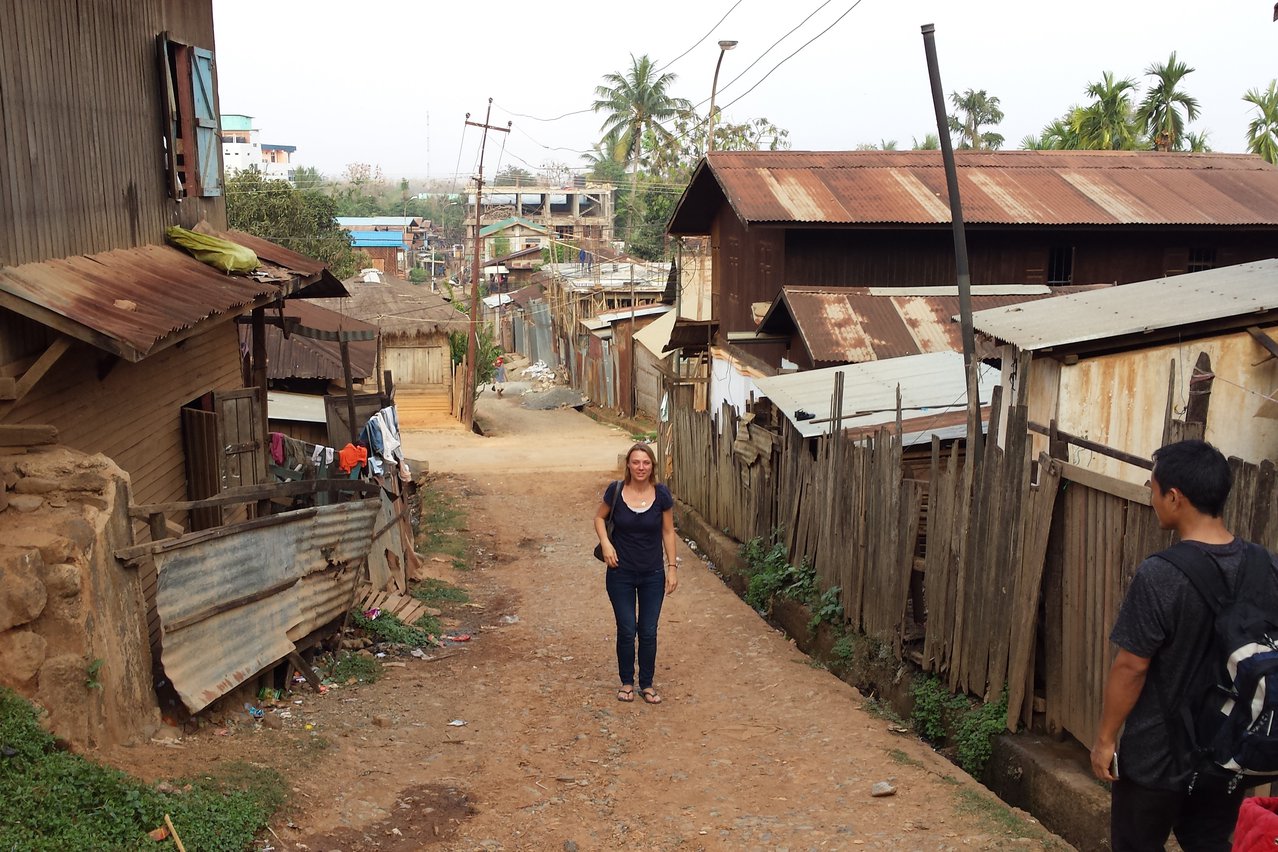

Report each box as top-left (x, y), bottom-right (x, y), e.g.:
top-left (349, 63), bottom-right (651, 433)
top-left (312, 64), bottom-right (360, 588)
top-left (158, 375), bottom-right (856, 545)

top-left (740, 533), bottom-right (820, 611)
top-left (911, 674), bottom-right (968, 742)
top-left (324, 652), bottom-right (383, 684)
top-left (956, 686), bottom-right (1010, 777)
top-left (808, 586), bottom-right (843, 632)
top-left (0, 689), bottom-right (284, 851)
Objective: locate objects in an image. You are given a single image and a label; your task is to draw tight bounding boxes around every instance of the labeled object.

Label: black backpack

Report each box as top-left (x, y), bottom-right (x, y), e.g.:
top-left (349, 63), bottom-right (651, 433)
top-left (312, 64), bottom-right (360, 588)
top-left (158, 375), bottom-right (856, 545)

top-left (1159, 541), bottom-right (1278, 792)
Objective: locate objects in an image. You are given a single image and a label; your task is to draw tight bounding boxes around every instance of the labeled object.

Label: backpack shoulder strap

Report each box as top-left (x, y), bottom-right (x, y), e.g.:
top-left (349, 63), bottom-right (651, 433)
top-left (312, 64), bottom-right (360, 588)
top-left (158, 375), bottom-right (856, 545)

top-left (1157, 542), bottom-right (1232, 614)
top-left (607, 480), bottom-right (622, 514)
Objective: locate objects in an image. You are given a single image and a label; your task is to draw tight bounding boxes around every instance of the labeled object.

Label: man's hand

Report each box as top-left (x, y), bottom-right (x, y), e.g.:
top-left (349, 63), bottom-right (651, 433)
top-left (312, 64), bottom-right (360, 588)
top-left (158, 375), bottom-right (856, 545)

top-left (1091, 739), bottom-right (1117, 781)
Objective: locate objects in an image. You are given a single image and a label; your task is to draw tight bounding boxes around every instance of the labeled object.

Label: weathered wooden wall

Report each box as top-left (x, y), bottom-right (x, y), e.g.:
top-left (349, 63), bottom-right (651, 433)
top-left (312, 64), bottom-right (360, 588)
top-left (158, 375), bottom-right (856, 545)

top-left (382, 336), bottom-right (451, 387)
top-left (669, 393), bottom-right (1278, 747)
top-left (0, 0), bottom-right (224, 267)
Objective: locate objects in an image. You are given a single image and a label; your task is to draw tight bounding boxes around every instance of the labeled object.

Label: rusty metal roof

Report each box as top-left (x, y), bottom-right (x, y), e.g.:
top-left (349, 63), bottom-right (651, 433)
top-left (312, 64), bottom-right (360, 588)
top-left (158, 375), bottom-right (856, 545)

top-left (0, 234), bottom-right (348, 362)
top-left (971, 258), bottom-right (1278, 353)
top-left (151, 498), bottom-right (380, 713)
top-left (239, 300), bottom-right (378, 381)
top-left (758, 285), bottom-right (1090, 364)
top-left (223, 229), bottom-right (349, 298)
top-left (668, 150), bottom-right (1278, 234)
top-left (331, 277), bottom-right (469, 338)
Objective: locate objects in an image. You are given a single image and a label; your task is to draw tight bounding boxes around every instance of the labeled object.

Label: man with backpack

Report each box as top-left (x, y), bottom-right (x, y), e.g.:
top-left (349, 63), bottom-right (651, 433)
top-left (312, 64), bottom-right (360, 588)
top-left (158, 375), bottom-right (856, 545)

top-left (1091, 439), bottom-right (1278, 851)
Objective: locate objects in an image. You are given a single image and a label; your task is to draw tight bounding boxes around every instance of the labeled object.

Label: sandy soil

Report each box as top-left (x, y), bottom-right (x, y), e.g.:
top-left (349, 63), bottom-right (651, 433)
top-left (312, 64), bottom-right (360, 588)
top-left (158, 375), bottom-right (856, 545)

top-left (101, 390), bottom-right (1070, 851)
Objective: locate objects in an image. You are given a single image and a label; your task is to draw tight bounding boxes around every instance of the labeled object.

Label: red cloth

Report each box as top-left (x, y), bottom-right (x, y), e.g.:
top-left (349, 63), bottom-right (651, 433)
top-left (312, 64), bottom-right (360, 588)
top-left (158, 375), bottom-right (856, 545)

top-left (1234, 796), bottom-right (1278, 851)
top-left (338, 443), bottom-right (367, 473)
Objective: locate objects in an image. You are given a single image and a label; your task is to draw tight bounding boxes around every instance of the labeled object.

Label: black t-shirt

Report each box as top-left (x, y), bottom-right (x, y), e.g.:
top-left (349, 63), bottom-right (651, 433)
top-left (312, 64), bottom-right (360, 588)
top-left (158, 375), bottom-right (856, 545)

top-left (603, 481), bottom-right (672, 573)
top-left (1110, 538), bottom-right (1278, 790)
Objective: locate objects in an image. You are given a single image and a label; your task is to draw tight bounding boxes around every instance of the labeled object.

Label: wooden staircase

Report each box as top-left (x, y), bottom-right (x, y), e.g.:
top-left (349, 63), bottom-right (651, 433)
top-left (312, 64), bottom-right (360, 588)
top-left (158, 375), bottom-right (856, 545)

top-left (396, 387), bottom-right (461, 430)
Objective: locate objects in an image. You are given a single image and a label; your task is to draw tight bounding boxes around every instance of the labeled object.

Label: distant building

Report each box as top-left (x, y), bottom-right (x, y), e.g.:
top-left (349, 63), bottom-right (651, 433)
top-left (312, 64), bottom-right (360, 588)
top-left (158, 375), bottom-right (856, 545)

top-left (465, 183), bottom-right (615, 260)
top-left (220, 113), bottom-right (298, 182)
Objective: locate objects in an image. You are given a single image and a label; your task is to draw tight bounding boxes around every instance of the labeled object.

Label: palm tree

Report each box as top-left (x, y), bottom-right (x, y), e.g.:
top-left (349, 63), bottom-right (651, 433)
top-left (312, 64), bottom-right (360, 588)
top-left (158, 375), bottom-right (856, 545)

top-left (1243, 81), bottom-right (1278, 165)
top-left (1072, 73), bottom-right (1142, 150)
top-left (912, 134), bottom-right (940, 150)
top-left (947, 89), bottom-right (1005, 150)
top-left (1183, 130), bottom-right (1212, 153)
top-left (1137, 52), bottom-right (1200, 151)
top-left (592, 54), bottom-right (693, 242)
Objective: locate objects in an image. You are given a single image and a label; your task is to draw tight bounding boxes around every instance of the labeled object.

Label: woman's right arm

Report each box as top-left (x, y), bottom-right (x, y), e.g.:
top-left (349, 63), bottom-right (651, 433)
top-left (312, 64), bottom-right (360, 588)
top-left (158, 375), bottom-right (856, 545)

top-left (594, 501), bottom-right (619, 568)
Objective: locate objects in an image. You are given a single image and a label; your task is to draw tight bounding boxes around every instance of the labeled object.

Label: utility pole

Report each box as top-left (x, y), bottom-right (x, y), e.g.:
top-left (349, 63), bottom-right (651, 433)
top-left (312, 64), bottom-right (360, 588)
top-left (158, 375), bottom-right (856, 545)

top-left (461, 99), bottom-right (510, 431)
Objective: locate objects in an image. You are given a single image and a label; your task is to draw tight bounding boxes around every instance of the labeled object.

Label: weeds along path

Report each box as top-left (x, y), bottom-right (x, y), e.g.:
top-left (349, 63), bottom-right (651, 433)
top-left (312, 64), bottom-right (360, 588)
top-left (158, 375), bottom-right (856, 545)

top-left (99, 397), bottom-right (1068, 850)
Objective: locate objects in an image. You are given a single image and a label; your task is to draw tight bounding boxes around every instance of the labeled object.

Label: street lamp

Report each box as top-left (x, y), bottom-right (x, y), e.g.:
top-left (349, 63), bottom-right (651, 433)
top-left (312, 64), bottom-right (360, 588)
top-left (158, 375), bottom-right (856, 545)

top-left (706, 39), bottom-right (738, 153)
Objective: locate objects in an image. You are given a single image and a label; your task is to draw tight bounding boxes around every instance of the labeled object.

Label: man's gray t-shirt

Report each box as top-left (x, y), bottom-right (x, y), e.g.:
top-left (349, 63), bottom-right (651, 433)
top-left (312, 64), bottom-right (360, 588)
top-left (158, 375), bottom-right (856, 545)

top-left (1110, 539), bottom-right (1278, 791)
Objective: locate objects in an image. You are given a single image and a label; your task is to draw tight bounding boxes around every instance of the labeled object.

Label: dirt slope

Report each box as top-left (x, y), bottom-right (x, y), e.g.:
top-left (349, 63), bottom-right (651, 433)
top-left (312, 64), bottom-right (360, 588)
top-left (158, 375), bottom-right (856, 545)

top-left (103, 393), bottom-right (1070, 851)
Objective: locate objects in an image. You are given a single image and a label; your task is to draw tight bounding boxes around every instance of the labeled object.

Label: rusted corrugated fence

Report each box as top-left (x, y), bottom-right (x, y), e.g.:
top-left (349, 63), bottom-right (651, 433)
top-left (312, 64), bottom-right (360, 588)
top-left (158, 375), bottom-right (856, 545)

top-left (670, 398), bottom-right (1278, 746)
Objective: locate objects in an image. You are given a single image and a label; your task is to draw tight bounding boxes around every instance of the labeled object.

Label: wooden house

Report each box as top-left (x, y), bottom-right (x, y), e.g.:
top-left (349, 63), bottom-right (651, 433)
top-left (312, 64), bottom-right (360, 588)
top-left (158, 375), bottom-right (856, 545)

top-left (666, 150), bottom-right (1278, 342)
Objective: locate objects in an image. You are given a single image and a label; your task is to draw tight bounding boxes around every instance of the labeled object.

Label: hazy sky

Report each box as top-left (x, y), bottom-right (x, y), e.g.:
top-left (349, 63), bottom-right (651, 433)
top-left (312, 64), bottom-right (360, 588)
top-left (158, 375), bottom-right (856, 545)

top-left (212, 0), bottom-right (1277, 182)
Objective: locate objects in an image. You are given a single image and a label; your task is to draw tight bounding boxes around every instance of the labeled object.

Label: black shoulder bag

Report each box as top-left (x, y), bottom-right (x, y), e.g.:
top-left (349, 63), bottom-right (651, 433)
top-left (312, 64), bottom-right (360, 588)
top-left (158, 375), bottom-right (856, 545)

top-left (593, 481), bottom-right (621, 562)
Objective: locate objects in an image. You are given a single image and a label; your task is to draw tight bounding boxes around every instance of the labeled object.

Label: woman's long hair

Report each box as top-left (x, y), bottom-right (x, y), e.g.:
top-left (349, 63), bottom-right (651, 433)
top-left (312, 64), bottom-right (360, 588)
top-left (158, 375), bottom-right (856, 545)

top-left (622, 443), bottom-right (659, 486)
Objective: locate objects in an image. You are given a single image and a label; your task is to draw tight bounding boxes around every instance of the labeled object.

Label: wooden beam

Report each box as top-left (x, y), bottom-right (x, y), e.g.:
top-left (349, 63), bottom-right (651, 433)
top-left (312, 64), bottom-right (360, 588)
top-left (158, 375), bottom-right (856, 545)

top-left (1056, 460), bottom-right (1151, 506)
top-left (9, 337), bottom-right (72, 402)
top-left (1027, 421), bottom-right (1152, 471)
top-left (1247, 326), bottom-right (1278, 362)
top-left (0, 424), bottom-right (58, 446)
top-left (129, 478), bottom-right (378, 518)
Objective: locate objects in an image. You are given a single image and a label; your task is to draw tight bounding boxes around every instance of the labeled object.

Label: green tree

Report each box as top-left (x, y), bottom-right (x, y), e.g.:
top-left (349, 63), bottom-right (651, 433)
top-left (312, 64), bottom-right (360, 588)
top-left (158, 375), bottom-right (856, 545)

top-left (1184, 130), bottom-right (1212, 152)
top-left (1022, 114), bottom-right (1082, 150)
top-left (1244, 81), bottom-right (1278, 165)
top-left (225, 170), bottom-right (369, 279)
top-left (912, 134), bottom-right (940, 150)
top-left (1073, 72), bottom-right (1142, 150)
top-left (1138, 52), bottom-right (1200, 151)
top-left (291, 165), bottom-right (325, 190)
top-left (592, 54), bottom-right (693, 243)
top-left (495, 165), bottom-right (533, 184)
top-left (947, 89), bottom-right (1005, 150)
top-left (583, 131), bottom-right (628, 183)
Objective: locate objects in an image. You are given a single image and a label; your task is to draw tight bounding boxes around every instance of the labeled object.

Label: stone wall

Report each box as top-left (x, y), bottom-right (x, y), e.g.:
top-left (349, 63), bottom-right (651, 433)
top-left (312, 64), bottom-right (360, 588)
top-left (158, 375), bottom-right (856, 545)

top-left (0, 445), bottom-right (159, 749)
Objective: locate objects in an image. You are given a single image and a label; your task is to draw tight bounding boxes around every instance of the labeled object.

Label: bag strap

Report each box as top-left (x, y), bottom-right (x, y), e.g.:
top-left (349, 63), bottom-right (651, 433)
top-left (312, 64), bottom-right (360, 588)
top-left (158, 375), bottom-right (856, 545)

top-left (605, 480), bottom-right (621, 518)
top-left (1157, 541), bottom-right (1232, 615)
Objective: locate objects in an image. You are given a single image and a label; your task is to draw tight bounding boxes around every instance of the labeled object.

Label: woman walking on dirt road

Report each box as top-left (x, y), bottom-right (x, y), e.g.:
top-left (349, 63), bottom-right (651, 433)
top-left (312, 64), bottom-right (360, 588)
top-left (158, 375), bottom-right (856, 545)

top-left (594, 443), bottom-right (679, 705)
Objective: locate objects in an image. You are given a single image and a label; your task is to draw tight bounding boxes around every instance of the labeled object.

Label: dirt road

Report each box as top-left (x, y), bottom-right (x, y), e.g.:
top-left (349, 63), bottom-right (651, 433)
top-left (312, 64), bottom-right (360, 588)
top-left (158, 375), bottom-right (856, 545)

top-left (106, 392), bottom-right (1069, 850)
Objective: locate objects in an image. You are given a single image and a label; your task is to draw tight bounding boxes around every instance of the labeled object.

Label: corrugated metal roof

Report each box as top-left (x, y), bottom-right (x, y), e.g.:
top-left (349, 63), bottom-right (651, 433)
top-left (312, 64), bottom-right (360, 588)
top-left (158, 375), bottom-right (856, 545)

top-left (669, 150), bottom-right (1278, 233)
top-left (152, 498), bottom-right (380, 712)
top-left (970, 259), bottom-right (1278, 352)
top-left (593, 304), bottom-right (672, 325)
top-left (0, 244), bottom-right (286, 362)
top-left (351, 231), bottom-right (408, 248)
top-left (479, 216), bottom-right (550, 237)
top-left (239, 300), bottom-right (378, 381)
top-left (336, 217), bottom-right (425, 228)
top-left (267, 390), bottom-right (326, 423)
top-left (753, 351), bottom-right (999, 440)
top-left (331, 278), bottom-right (469, 338)
top-left (223, 229), bottom-right (348, 298)
top-left (758, 285), bottom-right (1078, 364)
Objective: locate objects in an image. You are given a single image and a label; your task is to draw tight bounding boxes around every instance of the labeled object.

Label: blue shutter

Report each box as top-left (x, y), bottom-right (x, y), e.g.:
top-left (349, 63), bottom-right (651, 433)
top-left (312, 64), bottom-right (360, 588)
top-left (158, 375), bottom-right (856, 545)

top-left (190, 48), bottom-right (221, 196)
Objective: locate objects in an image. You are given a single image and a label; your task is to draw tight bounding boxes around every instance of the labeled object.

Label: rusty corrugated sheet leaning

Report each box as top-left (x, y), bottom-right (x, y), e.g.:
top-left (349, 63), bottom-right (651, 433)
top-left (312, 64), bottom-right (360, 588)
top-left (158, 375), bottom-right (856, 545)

top-left (152, 498), bottom-right (380, 712)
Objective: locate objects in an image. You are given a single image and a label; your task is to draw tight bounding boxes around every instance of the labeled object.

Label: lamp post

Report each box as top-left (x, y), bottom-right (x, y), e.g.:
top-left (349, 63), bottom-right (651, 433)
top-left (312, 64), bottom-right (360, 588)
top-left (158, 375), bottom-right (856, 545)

top-left (706, 39), bottom-right (738, 153)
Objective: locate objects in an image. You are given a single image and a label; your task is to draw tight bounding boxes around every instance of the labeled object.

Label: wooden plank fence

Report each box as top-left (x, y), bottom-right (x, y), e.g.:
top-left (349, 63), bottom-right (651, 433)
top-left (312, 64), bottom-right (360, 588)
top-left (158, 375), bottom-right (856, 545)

top-left (669, 393), bottom-right (1278, 746)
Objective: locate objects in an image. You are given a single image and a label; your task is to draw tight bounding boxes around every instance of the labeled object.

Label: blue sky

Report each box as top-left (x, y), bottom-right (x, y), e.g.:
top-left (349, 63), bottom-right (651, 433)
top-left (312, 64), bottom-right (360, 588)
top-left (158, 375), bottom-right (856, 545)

top-left (212, 0), bottom-right (1278, 180)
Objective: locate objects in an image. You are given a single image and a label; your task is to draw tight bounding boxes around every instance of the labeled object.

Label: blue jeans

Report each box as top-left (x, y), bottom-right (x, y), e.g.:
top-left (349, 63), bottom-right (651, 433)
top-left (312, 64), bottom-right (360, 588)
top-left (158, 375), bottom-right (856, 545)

top-left (605, 567), bottom-right (665, 690)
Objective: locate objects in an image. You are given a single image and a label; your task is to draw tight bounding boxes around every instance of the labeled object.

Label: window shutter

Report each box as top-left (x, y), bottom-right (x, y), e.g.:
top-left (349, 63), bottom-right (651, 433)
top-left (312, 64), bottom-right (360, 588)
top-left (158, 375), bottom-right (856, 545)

top-left (190, 48), bottom-right (221, 196)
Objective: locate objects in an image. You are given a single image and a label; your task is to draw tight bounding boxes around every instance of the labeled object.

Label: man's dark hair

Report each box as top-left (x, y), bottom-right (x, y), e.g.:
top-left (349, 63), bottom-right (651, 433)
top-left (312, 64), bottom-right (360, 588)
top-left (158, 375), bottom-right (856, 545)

top-left (1151, 439), bottom-right (1232, 516)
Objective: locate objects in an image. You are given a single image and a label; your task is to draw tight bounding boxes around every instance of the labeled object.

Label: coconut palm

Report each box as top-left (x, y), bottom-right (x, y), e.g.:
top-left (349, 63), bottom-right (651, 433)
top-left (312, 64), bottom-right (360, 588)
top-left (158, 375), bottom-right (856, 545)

top-left (1183, 130), bottom-right (1212, 153)
top-left (1073, 73), bottom-right (1142, 150)
top-left (1243, 81), bottom-right (1278, 165)
top-left (912, 134), bottom-right (940, 150)
top-left (592, 54), bottom-right (693, 242)
top-left (1137, 52), bottom-right (1200, 151)
top-left (947, 89), bottom-right (1005, 150)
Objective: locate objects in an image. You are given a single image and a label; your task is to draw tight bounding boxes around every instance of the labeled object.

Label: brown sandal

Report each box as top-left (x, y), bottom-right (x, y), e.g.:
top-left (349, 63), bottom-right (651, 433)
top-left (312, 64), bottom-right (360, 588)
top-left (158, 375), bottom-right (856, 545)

top-left (617, 686), bottom-right (635, 702)
top-left (640, 688), bottom-right (662, 704)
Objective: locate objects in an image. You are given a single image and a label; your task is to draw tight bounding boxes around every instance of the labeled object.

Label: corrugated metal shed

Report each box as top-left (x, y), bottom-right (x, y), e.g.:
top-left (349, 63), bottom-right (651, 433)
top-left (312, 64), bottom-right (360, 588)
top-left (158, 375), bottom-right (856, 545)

top-left (753, 350), bottom-right (998, 440)
top-left (970, 259), bottom-right (1278, 353)
top-left (669, 150), bottom-right (1278, 234)
top-left (758, 285), bottom-right (1088, 363)
top-left (0, 243), bottom-right (288, 362)
top-left (152, 498), bottom-right (380, 712)
top-left (238, 300), bottom-right (378, 381)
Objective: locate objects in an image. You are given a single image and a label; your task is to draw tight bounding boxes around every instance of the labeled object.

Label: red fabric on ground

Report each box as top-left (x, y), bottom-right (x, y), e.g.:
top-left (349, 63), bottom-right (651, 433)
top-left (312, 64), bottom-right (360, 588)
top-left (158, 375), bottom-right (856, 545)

top-left (1233, 796), bottom-right (1278, 851)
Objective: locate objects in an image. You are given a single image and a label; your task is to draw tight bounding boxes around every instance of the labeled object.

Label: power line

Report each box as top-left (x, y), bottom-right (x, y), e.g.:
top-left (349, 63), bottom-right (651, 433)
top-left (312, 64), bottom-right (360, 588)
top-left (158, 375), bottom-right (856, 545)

top-left (655, 0), bottom-right (748, 74)
top-left (716, 0), bottom-right (834, 100)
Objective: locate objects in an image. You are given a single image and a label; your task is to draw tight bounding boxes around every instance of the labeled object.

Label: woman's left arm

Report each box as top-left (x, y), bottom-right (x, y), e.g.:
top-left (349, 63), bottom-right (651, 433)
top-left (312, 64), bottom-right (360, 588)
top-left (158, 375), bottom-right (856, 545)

top-left (662, 507), bottom-right (679, 595)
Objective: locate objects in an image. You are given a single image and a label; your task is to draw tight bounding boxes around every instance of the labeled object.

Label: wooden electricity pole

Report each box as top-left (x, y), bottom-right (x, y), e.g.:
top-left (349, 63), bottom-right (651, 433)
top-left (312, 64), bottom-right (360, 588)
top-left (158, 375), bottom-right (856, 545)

top-left (460, 99), bottom-right (510, 431)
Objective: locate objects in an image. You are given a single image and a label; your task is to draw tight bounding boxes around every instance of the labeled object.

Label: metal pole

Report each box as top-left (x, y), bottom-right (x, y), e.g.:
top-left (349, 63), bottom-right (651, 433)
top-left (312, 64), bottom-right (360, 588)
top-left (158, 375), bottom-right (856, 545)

top-left (921, 24), bottom-right (983, 466)
top-left (706, 40), bottom-right (737, 153)
top-left (461, 99), bottom-right (510, 431)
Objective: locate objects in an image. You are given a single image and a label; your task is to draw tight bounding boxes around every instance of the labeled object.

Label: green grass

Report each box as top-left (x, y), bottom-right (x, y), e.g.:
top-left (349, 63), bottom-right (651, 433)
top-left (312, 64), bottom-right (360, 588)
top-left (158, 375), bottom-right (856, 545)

top-left (888, 748), bottom-right (924, 768)
top-left (415, 484), bottom-right (467, 560)
top-left (350, 609), bottom-right (441, 646)
top-left (954, 787), bottom-right (1065, 847)
top-left (411, 578), bottom-right (469, 605)
top-left (323, 652), bottom-right (384, 684)
top-left (0, 688), bottom-right (285, 851)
